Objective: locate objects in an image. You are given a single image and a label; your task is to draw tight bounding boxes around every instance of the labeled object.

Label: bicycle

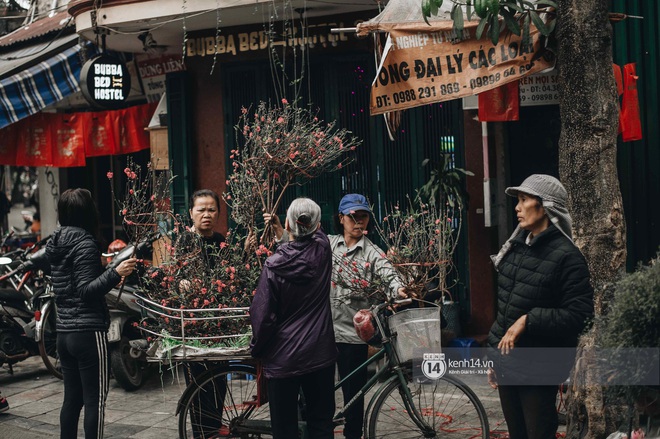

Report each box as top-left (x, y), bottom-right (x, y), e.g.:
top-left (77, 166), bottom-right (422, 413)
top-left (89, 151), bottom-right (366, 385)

top-left (140, 295), bottom-right (489, 438)
top-left (0, 240), bottom-right (61, 379)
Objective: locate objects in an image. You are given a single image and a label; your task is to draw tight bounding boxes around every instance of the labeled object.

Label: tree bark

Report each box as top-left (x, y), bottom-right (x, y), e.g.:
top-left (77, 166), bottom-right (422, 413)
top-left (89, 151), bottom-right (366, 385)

top-left (556, 1), bottom-right (627, 438)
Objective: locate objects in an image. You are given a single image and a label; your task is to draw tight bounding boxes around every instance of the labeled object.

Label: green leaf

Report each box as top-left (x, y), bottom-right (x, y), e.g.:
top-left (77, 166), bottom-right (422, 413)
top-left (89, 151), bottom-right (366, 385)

top-left (452, 4), bottom-right (464, 32)
top-left (430, 0), bottom-right (439, 17)
top-left (522, 13), bottom-right (531, 48)
top-left (530, 11), bottom-right (548, 35)
top-left (504, 1), bottom-right (523, 12)
top-left (546, 17), bottom-right (557, 34)
top-left (489, 0), bottom-right (500, 15)
top-left (476, 16), bottom-right (488, 40)
top-left (501, 9), bottom-right (521, 35)
top-left (466, 0), bottom-right (473, 21)
top-left (422, 0), bottom-right (432, 25)
top-left (537, 0), bottom-right (557, 8)
top-left (489, 14), bottom-right (500, 46)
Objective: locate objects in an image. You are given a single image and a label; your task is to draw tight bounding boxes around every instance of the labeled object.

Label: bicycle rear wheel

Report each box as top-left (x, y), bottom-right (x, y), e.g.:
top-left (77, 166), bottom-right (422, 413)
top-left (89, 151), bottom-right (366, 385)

top-left (367, 374), bottom-right (489, 439)
top-left (178, 363), bottom-right (270, 438)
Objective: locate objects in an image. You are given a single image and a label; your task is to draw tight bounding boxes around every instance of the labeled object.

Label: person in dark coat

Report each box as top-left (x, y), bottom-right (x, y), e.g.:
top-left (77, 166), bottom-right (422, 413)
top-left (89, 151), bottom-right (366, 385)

top-left (46, 188), bottom-right (136, 439)
top-left (176, 189), bottom-right (227, 438)
top-left (487, 174), bottom-right (594, 439)
top-left (250, 197), bottom-right (337, 439)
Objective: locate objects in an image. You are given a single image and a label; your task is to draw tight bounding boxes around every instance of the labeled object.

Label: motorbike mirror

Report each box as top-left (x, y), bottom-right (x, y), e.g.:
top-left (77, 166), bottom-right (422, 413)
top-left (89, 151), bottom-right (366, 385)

top-left (0, 257), bottom-right (12, 265)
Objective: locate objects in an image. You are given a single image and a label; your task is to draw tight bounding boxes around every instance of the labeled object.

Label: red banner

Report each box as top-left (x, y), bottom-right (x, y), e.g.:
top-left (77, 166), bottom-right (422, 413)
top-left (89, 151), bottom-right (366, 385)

top-left (621, 63), bottom-right (642, 142)
top-left (116, 103), bottom-right (155, 154)
top-left (0, 102), bottom-right (157, 166)
top-left (53, 113), bottom-right (87, 167)
top-left (478, 82), bottom-right (520, 122)
top-left (15, 114), bottom-right (52, 167)
top-left (85, 111), bottom-right (118, 157)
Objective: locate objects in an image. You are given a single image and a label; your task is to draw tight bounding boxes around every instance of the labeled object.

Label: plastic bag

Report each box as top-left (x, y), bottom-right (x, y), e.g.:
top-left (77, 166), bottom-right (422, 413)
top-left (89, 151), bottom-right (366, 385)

top-left (353, 309), bottom-right (381, 345)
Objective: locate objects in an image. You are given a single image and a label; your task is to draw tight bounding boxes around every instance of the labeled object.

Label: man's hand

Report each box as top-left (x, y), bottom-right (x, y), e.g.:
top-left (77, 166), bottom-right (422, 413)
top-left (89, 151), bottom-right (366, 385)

top-left (498, 314), bottom-right (527, 355)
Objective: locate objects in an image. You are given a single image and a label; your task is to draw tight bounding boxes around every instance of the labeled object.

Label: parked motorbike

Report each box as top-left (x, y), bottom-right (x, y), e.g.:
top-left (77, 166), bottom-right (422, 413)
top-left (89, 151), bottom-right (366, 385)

top-left (0, 239), bottom-right (61, 379)
top-left (105, 240), bottom-right (153, 391)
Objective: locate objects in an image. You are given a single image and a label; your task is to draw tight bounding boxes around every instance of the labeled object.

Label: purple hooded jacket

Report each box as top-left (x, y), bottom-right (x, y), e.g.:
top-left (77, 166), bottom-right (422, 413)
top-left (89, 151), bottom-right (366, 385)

top-left (250, 229), bottom-right (337, 379)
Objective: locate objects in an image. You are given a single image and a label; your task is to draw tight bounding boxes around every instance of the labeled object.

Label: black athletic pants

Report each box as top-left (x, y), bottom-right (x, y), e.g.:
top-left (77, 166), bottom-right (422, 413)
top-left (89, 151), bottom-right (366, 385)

top-left (498, 384), bottom-right (559, 439)
top-left (337, 343), bottom-right (369, 439)
top-left (58, 331), bottom-right (110, 439)
top-left (267, 364), bottom-right (336, 439)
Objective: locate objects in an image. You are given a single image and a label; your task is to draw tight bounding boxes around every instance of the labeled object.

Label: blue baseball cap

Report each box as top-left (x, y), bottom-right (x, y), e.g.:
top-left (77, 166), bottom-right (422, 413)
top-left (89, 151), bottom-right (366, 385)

top-left (338, 194), bottom-right (371, 215)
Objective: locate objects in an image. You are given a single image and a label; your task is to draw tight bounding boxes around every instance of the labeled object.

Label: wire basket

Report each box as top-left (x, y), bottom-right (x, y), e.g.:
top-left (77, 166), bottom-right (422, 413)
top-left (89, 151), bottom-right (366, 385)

top-left (135, 293), bottom-right (252, 361)
top-left (388, 307), bottom-right (442, 362)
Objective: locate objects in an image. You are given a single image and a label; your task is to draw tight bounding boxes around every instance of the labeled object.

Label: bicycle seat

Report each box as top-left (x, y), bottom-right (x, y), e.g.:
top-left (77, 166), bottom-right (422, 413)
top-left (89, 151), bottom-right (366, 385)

top-left (0, 287), bottom-right (28, 305)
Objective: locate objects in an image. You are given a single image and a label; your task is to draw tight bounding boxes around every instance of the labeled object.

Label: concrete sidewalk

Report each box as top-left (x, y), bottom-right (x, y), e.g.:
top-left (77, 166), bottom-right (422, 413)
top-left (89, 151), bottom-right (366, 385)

top-left (0, 357), bottom-right (185, 438)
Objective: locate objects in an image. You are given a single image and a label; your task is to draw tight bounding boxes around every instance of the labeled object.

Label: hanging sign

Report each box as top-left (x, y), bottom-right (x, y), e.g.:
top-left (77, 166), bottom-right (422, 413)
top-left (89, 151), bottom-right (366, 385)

top-left (80, 54), bottom-right (131, 109)
top-left (368, 21), bottom-right (555, 115)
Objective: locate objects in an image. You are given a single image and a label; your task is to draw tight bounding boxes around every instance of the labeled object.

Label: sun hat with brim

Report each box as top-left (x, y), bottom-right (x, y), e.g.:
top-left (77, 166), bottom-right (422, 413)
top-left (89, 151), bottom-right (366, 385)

top-left (338, 194), bottom-right (371, 215)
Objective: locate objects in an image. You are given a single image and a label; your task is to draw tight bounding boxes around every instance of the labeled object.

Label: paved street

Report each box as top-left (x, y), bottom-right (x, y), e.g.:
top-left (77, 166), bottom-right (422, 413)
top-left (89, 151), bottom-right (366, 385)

top-left (0, 356), bottom-right (520, 438)
top-left (0, 357), bottom-right (183, 438)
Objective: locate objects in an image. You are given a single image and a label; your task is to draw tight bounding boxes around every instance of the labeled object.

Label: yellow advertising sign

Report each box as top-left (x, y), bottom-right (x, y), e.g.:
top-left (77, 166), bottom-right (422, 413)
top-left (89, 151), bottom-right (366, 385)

top-left (370, 22), bottom-right (554, 115)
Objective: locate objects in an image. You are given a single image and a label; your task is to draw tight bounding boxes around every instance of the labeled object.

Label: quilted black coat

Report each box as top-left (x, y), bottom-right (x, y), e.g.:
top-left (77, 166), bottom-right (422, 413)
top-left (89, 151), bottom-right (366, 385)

top-left (46, 226), bottom-right (121, 332)
top-left (488, 224), bottom-right (594, 384)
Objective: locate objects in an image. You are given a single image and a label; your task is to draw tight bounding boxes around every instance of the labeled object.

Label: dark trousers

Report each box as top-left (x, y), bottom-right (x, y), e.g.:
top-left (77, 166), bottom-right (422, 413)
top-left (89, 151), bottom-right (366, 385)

top-left (498, 385), bottom-right (559, 439)
top-left (58, 331), bottom-right (109, 439)
top-left (337, 343), bottom-right (368, 439)
top-left (184, 362), bottom-right (227, 439)
top-left (267, 364), bottom-right (335, 439)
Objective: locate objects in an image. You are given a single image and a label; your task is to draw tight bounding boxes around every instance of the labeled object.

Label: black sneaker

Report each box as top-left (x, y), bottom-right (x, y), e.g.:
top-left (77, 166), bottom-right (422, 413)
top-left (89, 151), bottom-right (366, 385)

top-left (0, 394), bottom-right (8, 413)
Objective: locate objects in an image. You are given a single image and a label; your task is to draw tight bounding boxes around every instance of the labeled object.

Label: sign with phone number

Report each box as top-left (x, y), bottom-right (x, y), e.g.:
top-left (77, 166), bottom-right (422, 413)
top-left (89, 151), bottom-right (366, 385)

top-left (370, 20), bottom-right (555, 115)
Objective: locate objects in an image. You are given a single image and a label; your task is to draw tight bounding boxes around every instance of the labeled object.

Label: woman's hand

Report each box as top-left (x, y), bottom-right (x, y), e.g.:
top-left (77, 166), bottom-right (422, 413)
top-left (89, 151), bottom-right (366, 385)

top-left (498, 314), bottom-right (527, 355)
top-left (244, 230), bottom-right (258, 253)
top-left (115, 258), bottom-right (137, 277)
top-left (487, 368), bottom-right (498, 389)
top-left (263, 213), bottom-right (284, 240)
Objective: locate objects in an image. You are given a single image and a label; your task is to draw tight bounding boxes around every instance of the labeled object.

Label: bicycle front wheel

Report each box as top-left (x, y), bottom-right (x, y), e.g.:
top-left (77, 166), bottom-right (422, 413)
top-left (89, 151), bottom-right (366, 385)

top-left (367, 374), bottom-right (489, 439)
top-left (38, 301), bottom-right (62, 380)
top-left (178, 363), bottom-right (270, 438)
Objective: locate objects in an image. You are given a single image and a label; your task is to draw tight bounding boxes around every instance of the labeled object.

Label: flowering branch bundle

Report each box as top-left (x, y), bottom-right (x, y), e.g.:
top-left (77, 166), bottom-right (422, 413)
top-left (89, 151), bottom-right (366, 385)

top-left (108, 157), bottom-right (174, 246)
top-left (224, 100), bottom-right (361, 244)
top-left (331, 252), bottom-right (398, 305)
top-left (331, 198), bottom-right (462, 303)
top-left (140, 230), bottom-right (270, 347)
top-left (376, 198), bottom-right (461, 300)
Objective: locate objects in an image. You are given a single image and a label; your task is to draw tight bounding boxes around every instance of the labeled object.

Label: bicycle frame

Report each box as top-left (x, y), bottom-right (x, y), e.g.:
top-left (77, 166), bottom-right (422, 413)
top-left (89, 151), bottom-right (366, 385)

top-left (331, 306), bottom-right (435, 435)
top-left (237, 303), bottom-right (435, 436)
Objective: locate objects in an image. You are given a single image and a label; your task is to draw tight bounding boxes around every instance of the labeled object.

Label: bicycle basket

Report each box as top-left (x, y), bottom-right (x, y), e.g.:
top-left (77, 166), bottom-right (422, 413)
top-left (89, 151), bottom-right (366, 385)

top-left (135, 293), bottom-right (252, 361)
top-left (388, 307), bottom-right (442, 362)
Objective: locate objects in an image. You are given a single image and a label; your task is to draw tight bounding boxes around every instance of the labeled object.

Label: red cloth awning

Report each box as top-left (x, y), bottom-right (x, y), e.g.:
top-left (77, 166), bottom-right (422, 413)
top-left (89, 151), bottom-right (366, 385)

top-left (0, 102), bottom-right (157, 167)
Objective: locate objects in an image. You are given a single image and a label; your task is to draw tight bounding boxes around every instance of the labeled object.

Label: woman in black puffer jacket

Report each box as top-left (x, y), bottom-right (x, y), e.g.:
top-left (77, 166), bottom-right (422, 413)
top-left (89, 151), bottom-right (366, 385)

top-left (487, 175), bottom-right (594, 439)
top-left (46, 189), bottom-right (136, 439)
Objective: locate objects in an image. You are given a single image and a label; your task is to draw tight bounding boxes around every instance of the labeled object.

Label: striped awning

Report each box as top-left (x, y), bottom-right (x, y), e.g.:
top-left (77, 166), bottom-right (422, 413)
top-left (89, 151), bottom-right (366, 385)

top-left (0, 41), bottom-right (87, 130)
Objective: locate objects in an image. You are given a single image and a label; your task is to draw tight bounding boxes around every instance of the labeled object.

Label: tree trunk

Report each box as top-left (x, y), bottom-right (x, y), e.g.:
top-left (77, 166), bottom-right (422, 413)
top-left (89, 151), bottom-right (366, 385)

top-left (556, 1), bottom-right (627, 438)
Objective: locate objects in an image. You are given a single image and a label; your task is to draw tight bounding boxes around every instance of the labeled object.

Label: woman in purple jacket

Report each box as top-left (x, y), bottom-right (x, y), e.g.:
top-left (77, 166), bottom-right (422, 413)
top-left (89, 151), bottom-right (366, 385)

top-left (250, 198), bottom-right (337, 439)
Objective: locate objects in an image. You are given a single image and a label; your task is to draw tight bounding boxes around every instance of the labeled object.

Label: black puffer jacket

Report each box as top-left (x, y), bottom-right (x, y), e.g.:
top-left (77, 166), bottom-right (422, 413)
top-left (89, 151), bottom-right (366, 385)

top-left (488, 225), bottom-right (594, 383)
top-left (46, 226), bottom-right (121, 332)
